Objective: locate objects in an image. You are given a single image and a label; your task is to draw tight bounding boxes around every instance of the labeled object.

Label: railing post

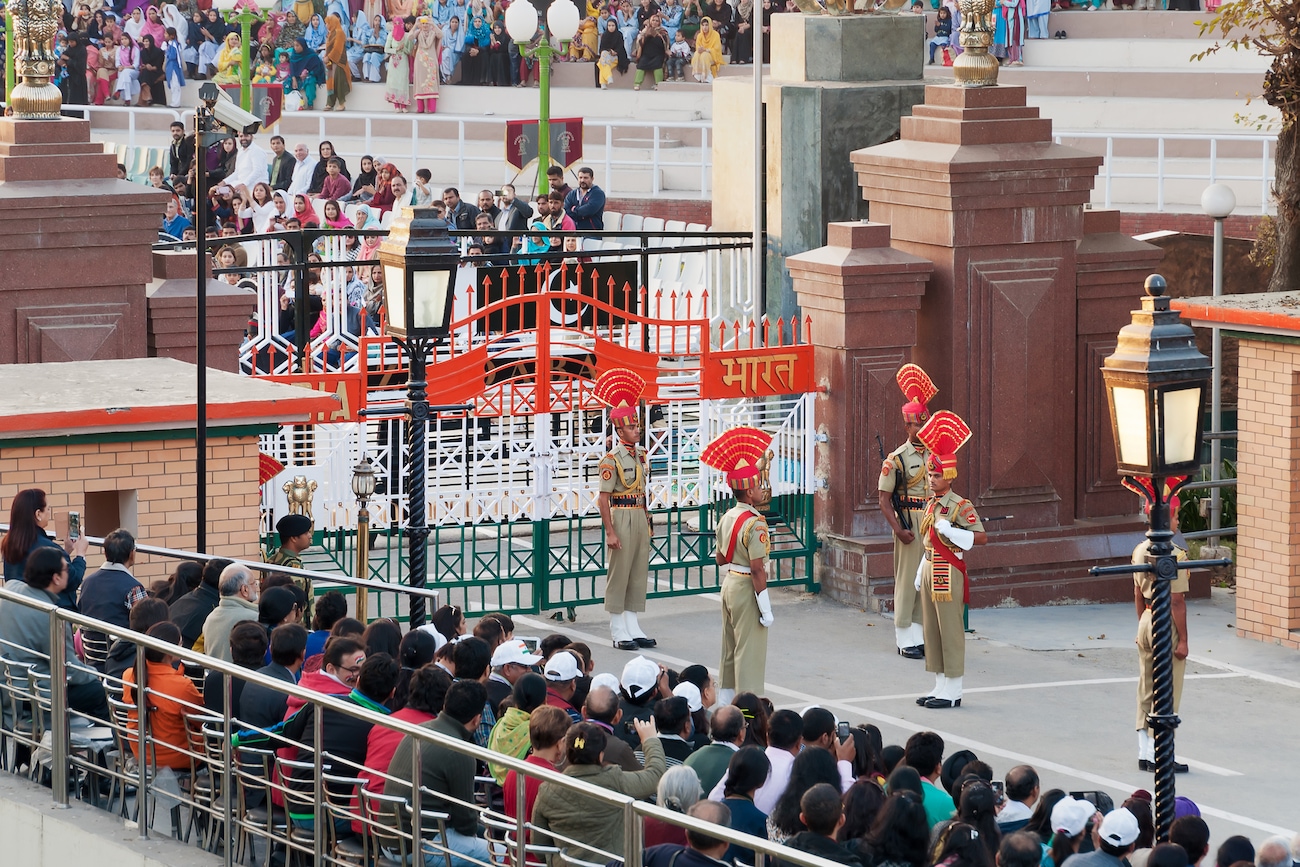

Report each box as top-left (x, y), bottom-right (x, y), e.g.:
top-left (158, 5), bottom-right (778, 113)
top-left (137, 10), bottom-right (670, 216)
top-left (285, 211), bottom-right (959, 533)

top-left (411, 740), bottom-right (424, 862)
top-left (313, 707), bottom-right (325, 865)
top-left (514, 768), bottom-right (527, 867)
top-left (47, 611), bottom-right (69, 808)
top-left (223, 672), bottom-right (235, 867)
top-left (623, 800), bottom-right (642, 867)
top-left (136, 641), bottom-right (150, 839)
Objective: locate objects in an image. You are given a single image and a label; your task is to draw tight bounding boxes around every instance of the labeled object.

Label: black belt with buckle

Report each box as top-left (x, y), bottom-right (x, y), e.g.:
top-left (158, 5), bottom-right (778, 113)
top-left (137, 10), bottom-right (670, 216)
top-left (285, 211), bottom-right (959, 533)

top-left (611, 494), bottom-right (646, 507)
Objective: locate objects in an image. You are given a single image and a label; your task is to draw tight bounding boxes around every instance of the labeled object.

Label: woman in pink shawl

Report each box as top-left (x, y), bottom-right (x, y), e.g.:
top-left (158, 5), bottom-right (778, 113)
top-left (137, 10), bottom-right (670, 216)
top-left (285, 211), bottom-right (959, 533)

top-left (384, 15), bottom-right (413, 112)
top-left (141, 6), bottom-right (168, 46)
top-left (412, 16), bottom-right (442, 114)
top-left (322, 199), bottom-right (353, 228)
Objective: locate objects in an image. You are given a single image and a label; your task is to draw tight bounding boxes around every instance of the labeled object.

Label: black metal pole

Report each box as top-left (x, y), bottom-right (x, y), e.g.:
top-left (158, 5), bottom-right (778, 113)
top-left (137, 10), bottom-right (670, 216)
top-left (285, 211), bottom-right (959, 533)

top-left (195, 108), bottom-right (209, 555)
top-left (406, 337), bottom-right (431, 628)
top-left (1147, 477), bottom-right (1179, 841)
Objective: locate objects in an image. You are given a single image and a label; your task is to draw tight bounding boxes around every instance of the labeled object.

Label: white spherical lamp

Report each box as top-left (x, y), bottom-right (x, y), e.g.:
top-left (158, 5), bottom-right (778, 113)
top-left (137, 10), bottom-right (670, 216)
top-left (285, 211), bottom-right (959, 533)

top-left (505, 0), bottom-right (539, 42)
top-left (547, 0), bottom-right (581, 42)
top-left (1200, 183), bottom-right (1237, 220)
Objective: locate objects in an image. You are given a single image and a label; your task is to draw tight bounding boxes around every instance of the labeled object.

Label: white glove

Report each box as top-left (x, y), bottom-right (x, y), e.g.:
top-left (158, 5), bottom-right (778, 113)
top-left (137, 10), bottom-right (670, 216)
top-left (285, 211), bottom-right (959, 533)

top-left (936, 518), bottom-right (975, 551)
top-left (914, 556), bottom-right (927, 591)
top-left (756, 589), bottom-right (774, 628)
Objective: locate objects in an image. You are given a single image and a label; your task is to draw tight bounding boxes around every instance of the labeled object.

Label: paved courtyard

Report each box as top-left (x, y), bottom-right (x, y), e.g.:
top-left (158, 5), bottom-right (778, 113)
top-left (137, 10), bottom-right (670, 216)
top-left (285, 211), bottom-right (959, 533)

top-left (512, 584), bottom-right (1299, 841)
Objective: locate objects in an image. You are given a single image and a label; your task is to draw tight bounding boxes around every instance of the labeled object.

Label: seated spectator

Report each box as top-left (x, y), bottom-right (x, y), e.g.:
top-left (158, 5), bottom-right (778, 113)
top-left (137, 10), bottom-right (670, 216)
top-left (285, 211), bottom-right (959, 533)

top-left (204, 620), bottom-right (271, 715)
top-left (162, 196), bottom-right (192, 237)
top-left (502, 703), bottom-right (570, 829)
top-left (1257, 838), bottom-right (1294, 867)
top-left (781, 782), bottom-right (861, 866)
top-left (0, 547), bottom-right (109, 720)
top-left (258, 585), bottom-right (304, 639)
top-left (1045, 798), bottom-right (1098, 867)
top-left (734, 691), bottom-right (770, 750)
top-left (1061, 808), bottom-right (1139, 867)
top-left (708, 707), bottom-right (801, 813)
top-left (289, 635), bottom-right (366, 717)
top-left (122, 621), bottom-right (204, 770)
top-left (1148, 844), bottom-right (1190, 867)
top-left (617, 655), bottom-right (671, 748)
top-left (904, 730), bottom-right (954, 829)
top-left (802, 707), bottom-right (857, 791)
top-left (391, 628), bottom-right (438, 711)
top-left (386, 680), bottom-right (493, 867)
top-left (281, 652), bottom-right (398, 831)
top-left (159, 561), bottom-right (204, 607)
top-left (486, 638), bottom-right (543, 717)
top-left (452, 636), bottom-right (496, 746)
top-left (583, 683), bottom-right (642, 771)
top-left (996, 765), bottom-right (1039, 832)
top-left (1022, 788), bottom-right (1066, 842)
top-left (104, 597), bottom-right (172, 680)
top-left (170, 558), bottom-right (231, 649)
top-left (654, 695), bottom-right (698, 766)
top-left (316, 157), bottom-right (351, 201)
top-left (430, 603), bottom-right (467, 644)
top-left (931, 823), bottom-right (992, 867)
top-left (304, 590), bottom-right (347, 660)
top-left (237, 623), bottom-right (307, 731)
top-left (768, 746), bottom-right (843, 845)
top-left (840, 779), bottom-right (887, 848)
top-left (852, 790), bottom-right (928, 867)
top-left (200, 563), bottom-right (260, 661)
top-left (719, 745), bottom-right (770, 864)
top-left (1001, 833), bottom-right (1047, 867)
top-left (362, 663), bottom-right (452, 799)
top-left (362, 617), bottom-right (402, 659)
top-left (1169, 816), bottom-right (1210, 867)
top-left (685, 704), bottom-right (744, 794)
top-left (544, 648), bottom-right (584, 723)
top-left (1214, 837), bottom-right (1255, 867)
top-left (533, 717), bottom-right (666, 862)
top-left (303, 614), bottom-right (363, 673)
top-left (644, 801), bottom-right (735, 867)
top-left (487, 671), bottom-right (548, 784)
top-left (1, 487), bottom-right (89, 610)
top-left (645, 765), bottom-right (704, 847)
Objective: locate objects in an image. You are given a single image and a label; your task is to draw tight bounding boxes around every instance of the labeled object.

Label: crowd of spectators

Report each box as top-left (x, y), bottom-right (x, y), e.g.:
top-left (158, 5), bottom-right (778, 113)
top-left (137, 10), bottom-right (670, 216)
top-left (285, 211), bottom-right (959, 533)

top-left (0, 502), bottom-right (1294, 867)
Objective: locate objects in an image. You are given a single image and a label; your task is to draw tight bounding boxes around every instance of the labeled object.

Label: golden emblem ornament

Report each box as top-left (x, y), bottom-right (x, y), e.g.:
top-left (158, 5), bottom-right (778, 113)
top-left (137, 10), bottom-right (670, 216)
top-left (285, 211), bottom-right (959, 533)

top-left (10, 0), bottom-right (64, 119)
top-left (282, 475), bottom-right (319, 521)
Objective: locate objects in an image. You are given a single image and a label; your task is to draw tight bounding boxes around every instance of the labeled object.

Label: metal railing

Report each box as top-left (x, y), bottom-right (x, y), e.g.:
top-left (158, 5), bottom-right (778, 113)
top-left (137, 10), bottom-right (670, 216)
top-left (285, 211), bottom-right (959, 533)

top-left (67, 104), bottom-right (712, 199)
top-left (1053, 130), bottom-right (1277, 215)
top-left (0, 583), bottom-right (846, 867)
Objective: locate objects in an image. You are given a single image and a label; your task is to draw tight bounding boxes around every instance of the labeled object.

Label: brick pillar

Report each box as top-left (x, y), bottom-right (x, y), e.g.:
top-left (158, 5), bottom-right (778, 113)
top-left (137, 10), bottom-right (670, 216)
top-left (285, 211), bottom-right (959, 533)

top-left (788, 221), bottom-right (933, 608)
top-left (147, 250), bottom-right (255, 373)
top-left (1234, 339), bottom-right (1300, 648)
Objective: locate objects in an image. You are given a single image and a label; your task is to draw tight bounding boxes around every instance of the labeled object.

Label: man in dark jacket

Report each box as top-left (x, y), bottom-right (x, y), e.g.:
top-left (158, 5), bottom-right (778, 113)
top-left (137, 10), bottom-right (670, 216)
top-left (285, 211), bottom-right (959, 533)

top-left (582, 685), bottom-right (641, 771)
top-left (442, 187), bottom-right (481, 231)
top-left (783, 784), bottom-right (861, 867)
top-left (562, 167), bottom-right (606, 231)
top-left (238, 623), bottom-right (307, 730)
top-left (78, 529), bottom-right (148, 666)
top-left (169, 558), bottom-right (230, 649)
top-left (386, 680), bottom-right (491, 867)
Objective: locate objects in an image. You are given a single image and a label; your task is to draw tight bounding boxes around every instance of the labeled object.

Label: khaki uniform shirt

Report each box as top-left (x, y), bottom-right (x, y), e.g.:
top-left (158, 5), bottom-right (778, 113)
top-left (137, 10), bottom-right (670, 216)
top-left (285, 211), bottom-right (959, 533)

top-left (598, 441), bottom-right (648, 498)
top-left (716, 503), bottom-right (769, 570)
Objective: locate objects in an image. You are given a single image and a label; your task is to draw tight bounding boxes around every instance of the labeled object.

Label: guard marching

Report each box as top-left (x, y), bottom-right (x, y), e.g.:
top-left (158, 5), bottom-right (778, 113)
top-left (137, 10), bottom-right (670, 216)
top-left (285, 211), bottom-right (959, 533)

top-left (702, 426), bottom-right (776, 702)
top-left (878, 363), bottom-right (936, 659)
top-left (914, 410), bottom-right (986, 709)
top-left (594, 368), bottom-right (657, 651)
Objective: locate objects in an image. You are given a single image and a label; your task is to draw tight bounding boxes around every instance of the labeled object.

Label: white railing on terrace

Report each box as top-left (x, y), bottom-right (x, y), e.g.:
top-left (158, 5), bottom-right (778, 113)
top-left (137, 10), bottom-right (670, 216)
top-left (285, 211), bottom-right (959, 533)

top-left (1053, 130), bottom-right (1277, 215)
top-left (66, 104), bottom-right (712, 199)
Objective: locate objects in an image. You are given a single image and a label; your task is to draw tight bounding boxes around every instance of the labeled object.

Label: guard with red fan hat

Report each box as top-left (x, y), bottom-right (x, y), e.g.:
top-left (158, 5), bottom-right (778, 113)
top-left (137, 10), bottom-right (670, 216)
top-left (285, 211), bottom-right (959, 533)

top-left (595, 368), bottom-right (657, 651)
top-left (1124, 476), bottom-right (1191, 774)
top-left (702, 425), bottom-right (775, 701)
top-left (913, 410), bottom-right (987, 709)
top-left (879, 363), bottom-right (936, 660)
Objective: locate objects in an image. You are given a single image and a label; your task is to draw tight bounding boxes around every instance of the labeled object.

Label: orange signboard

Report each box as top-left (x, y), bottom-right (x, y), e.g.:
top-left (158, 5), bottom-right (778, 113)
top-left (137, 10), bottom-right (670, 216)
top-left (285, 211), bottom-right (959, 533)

top-left (266, 374), bottom-right (366, 423)
top-left (701, 345), bottom-right (815, 399)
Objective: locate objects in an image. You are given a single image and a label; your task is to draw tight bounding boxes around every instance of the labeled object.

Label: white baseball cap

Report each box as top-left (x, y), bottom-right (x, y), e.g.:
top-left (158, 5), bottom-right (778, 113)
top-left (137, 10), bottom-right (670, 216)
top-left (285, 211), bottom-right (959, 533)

top-left (544, 650), bottom-right (581, 682)
top-left (491, 639), bottom-right (542, 668)
top-left (672, 682), bottom-right (703, 712)
top-left (1099, 808), bottom-right (1140, 848)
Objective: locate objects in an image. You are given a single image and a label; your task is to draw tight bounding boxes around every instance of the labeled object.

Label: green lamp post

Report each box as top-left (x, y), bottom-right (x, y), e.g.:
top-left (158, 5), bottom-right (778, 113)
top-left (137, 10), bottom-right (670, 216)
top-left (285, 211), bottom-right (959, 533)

top-left (212, 0), bottom-right (260, 111)
top-left (505, 0), bottom-right (580, 195)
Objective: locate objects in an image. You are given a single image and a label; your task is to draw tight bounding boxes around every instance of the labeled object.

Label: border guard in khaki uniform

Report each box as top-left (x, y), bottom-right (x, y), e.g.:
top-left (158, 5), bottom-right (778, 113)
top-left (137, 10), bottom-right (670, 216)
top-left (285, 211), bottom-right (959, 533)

top-left (595, 368), bottom-right (657, 651)
top-left (878, 363), bottom-right (936, 659)
top-left (914, 410), bottom-right (986, 709)
top-left (702, 426), bottom-right (775, 702)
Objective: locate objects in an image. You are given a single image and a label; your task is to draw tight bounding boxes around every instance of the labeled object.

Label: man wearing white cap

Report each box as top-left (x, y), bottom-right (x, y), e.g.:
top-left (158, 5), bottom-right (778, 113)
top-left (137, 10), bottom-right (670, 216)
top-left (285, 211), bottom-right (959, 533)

top-left (487, 639), bottom-right (542, 716)
top-left (1061, 808), bottom-right (1139, 867)
top-left (616, 655), bottom-right (671, 748)
top-left (543, 650), bottom-right (583, 722)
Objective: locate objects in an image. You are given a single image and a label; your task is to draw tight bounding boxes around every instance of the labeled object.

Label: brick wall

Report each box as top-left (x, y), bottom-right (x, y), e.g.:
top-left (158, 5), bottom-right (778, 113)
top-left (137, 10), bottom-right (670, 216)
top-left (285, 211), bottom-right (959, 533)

top-left (1119, 212), bottom-right (1263, 242)
top-left (1234, 340), bottom-right (1300, 649)
top-left (0, 434), bottom-right (263, 584)
top-left (604, 198), bottom-right (713, 227)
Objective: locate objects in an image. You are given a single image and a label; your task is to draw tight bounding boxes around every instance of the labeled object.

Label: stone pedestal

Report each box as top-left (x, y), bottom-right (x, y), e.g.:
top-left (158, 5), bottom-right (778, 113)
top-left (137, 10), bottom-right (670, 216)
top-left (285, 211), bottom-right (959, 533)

top-left (807, 84), bottom-right (1164, 611)
top-left (147, 250), bottom-right (254, 373)
top-left (0, 118), bottom-right (168, 364)
top-left (712, 14), bottom-right (927, 323)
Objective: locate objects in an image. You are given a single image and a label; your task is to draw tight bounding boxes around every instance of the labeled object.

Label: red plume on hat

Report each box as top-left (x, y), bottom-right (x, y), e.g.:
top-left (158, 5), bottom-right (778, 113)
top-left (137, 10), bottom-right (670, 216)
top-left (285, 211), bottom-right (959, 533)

top-left (701, 426), bottom-right (774, 490)
top-left (1121, 475), bottom-right (1187, 519)
top-left (594, 368), bottom-right (646, 421)
top-left (259, 453), bottom-right (285, 486)
top-left (897, 364), bottom-right (937, 423)
top-left (916, 410), bottom-right (971, 480)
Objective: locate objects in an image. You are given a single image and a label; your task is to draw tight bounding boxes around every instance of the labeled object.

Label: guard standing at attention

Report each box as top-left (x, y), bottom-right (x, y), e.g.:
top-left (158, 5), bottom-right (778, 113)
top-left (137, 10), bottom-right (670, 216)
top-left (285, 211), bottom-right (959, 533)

top-left (702, 426), bottom-right (775, 703)
top-left (1125, 476), bottom-right (1191, 774)
top-left (267, 513), bottom-right (314, 618)
top-left (878, 363), bottom-right (936, 660)
top-left (595, 368), bottom-right (657, 651)
top-left (914, 410), bottom-right (986, 709)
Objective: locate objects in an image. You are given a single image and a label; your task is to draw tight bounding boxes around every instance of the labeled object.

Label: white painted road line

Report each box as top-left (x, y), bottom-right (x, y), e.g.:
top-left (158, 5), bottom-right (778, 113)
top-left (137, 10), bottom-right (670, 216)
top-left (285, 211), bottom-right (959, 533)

top-left (833, 672), bottom-right (1246, 704)
top-left (512, 614), bottom-right (1291, 838)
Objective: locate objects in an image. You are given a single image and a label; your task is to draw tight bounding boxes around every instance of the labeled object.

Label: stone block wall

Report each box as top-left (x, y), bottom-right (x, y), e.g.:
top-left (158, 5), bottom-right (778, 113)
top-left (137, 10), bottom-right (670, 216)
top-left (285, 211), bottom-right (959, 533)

top-left (1234, 339), bottom-right (1300, 648)
top-left (0, 434), bottom-right (263, 582)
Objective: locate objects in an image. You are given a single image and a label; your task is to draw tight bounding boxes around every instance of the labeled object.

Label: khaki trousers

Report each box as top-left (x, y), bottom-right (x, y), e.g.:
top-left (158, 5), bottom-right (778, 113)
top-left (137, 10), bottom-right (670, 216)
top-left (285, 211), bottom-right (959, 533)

top-left (720, 571), bottom-right (767, 693)
top-left (893, 512), bottom-right (925, 628)
top-left (605, 508), bottom-right (650, 614)
top-left (1136, 608), bottom-right (1185, 732)
top-left (920, 559), bottom-right (965, 678)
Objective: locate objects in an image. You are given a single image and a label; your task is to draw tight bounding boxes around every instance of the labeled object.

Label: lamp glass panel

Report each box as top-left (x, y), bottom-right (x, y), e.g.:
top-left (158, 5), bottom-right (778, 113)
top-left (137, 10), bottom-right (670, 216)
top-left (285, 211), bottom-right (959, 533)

top-left (412, 268), bottom-right (452, 331)
top-left (505, 0), bottom-right (539, 41)
top-left (352, 464), bottom-right (376, 498)
top-left (384, 265), bottom-right (407, 332)
top-left (1160, 386), bottom-right (1203, 466)
top-left (1112, 385), bottom-right (1150, 469)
